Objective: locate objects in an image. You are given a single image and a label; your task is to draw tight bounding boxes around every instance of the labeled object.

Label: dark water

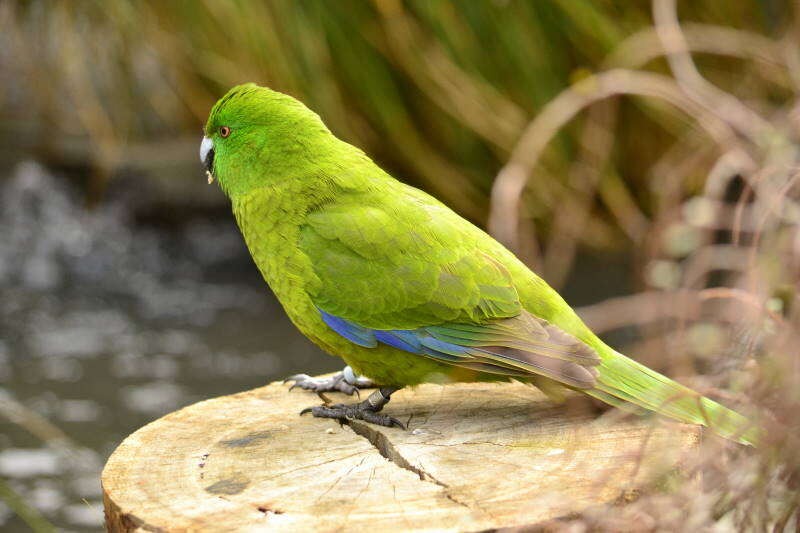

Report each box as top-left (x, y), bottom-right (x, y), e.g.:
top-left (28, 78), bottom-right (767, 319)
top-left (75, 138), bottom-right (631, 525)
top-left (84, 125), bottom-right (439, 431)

top-left (0, 162), bottom-right (338, 531)
top-left (0, 162), bottom-right (632, 531)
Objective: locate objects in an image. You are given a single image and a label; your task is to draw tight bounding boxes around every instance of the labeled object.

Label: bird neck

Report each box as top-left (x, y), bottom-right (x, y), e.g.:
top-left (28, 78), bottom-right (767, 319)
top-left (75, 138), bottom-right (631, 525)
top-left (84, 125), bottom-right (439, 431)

top-left (217, 133), bottom-right (371, 198)
top-left (229, 182), bottom-right (318, 302)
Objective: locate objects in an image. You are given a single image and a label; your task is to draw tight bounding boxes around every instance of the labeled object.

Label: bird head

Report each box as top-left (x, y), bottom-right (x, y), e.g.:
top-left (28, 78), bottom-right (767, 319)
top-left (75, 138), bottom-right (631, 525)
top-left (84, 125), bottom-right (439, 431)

top-left (200, 83), bottom-right (335, 197)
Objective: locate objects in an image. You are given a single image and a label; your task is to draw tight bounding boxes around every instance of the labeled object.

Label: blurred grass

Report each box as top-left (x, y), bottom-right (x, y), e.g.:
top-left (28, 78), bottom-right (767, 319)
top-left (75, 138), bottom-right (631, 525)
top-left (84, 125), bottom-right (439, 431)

top-left (0, 1), bottom-right (788, 228)
top-left (0, 478), bottom-right (55, 533)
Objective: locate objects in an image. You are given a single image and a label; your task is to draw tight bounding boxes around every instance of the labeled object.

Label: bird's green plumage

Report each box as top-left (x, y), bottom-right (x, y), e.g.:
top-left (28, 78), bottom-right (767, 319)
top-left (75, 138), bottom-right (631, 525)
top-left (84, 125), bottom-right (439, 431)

top-left (205, 83), bottom-right (759, 446)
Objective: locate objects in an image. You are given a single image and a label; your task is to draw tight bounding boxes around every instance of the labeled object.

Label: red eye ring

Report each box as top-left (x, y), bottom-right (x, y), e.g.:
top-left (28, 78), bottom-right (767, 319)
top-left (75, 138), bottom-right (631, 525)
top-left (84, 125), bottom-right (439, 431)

top-left (218, 126), bottom-right (231, 138)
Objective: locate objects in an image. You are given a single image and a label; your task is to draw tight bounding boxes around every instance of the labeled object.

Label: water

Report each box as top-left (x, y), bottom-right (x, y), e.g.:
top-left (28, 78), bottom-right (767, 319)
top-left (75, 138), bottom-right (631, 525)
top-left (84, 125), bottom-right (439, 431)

top-left (0, 162), bottom-right (338, 531)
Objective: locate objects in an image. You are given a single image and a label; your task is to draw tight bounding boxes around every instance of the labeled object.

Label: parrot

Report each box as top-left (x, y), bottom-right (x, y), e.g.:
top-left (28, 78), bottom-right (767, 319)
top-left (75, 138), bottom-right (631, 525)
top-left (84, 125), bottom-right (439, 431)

top-left (200, 83), bottom-right (758, 446)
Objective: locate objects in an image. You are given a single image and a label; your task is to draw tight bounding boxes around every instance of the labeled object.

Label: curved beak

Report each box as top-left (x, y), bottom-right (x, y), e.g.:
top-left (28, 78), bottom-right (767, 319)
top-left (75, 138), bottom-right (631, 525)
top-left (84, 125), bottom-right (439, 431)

top-left (200, 136), bottom-right (214, 183)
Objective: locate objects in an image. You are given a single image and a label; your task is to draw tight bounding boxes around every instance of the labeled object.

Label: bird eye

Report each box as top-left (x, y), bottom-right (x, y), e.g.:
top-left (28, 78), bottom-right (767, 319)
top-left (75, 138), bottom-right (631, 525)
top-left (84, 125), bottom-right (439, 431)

top-left (218, 126), bottom-right (231, 138)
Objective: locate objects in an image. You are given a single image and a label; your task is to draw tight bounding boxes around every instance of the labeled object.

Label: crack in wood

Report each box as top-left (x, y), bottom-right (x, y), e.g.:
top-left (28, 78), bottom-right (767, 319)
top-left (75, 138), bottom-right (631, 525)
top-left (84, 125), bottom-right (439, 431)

top-left (345, 419), bottom-right (476, 510)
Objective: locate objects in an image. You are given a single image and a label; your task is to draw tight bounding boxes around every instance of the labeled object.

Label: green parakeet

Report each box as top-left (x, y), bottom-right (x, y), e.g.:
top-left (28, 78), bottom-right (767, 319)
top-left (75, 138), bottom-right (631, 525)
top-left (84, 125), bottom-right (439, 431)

top-left (200, 83), bottom-right (758, 446)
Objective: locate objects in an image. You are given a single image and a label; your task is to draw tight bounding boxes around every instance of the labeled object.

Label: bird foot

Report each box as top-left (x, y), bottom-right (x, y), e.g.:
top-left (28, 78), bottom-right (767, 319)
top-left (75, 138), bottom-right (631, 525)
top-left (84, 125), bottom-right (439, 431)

top-left (300, 388), bottom-right (405, 429)
top-left (284, 366), bottom-right (375, 396)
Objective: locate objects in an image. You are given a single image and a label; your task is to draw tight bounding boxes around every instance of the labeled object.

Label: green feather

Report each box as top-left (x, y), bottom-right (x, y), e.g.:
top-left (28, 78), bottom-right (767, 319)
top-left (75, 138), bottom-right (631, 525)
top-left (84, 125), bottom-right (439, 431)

top-left (590, 351), bottom-right (760, 446)
top-left (207, 83), bottom-right (760, 446)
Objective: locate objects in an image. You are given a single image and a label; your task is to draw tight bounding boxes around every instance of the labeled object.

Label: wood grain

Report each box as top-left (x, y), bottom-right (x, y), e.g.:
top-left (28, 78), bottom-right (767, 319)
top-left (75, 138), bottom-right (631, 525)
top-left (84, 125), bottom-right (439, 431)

top-left (102, 378), bottom-right (699, 532)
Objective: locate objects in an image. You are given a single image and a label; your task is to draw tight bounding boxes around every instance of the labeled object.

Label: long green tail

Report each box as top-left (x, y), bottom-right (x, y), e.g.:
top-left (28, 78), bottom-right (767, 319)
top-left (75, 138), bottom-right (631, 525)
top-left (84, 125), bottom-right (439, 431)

top-left (588, 348), bottom-right (760, 447)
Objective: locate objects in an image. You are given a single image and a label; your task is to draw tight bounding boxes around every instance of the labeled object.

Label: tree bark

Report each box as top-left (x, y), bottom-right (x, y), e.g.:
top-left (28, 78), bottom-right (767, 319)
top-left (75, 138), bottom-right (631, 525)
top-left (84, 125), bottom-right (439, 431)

top-left (102, 377), bottom-right (699, 532)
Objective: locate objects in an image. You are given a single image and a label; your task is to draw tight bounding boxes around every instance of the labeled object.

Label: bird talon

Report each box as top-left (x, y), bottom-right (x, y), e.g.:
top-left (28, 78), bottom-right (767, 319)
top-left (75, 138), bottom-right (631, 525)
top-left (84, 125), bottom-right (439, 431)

top-left (299, 387), bottom-right (402, 430)
top-left (282, 367), bottom-right (375, 395)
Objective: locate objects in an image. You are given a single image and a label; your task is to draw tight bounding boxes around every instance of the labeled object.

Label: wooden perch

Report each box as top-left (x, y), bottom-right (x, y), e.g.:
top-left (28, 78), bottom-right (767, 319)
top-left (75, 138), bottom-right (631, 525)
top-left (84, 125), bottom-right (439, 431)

top-left (102, 377), bottom-right (699, 532)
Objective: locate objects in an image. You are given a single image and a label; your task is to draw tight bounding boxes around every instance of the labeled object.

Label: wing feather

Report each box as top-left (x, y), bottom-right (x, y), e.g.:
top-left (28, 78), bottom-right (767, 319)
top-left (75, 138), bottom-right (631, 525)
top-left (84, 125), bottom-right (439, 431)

top-left (302, 191), bottom-right (599, 389)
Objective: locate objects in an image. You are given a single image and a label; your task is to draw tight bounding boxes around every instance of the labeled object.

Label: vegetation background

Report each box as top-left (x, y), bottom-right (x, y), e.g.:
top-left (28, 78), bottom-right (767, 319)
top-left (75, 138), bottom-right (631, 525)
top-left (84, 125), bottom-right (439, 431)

top-left (0, 0), bottom-right (798, 530)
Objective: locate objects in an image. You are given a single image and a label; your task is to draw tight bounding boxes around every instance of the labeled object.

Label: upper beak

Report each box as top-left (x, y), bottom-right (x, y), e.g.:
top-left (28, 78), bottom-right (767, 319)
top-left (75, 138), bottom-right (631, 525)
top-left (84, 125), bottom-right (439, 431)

top-left (200, 136), bottom-right (214, 173)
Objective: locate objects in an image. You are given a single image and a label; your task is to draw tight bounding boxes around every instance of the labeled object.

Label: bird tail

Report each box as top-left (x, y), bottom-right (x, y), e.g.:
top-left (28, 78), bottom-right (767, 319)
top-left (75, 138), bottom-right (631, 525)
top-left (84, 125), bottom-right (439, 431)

top-left (588, 348), bottom-right (760, 447)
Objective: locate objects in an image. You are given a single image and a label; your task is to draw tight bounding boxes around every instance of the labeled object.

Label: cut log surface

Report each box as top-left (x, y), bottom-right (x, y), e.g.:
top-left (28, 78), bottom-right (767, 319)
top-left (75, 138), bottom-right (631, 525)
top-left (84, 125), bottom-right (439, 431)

top-left (102, 377), bottom-right (699, 532)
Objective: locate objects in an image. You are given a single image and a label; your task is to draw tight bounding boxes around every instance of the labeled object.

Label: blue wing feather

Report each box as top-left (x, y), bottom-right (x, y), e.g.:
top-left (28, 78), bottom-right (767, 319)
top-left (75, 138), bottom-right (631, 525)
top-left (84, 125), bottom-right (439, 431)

top-left (319, 309), bottom-right (377, 348)
top-left (374, 330), bottom-right (420, 353)
top-left (317, 308), bottom-right (600, 388)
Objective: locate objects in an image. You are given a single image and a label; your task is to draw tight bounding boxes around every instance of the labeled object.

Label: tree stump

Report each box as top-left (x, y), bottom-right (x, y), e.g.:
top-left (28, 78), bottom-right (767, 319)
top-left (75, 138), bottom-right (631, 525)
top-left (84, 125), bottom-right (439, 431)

top-left (102, 377), bottom-right (699, 532)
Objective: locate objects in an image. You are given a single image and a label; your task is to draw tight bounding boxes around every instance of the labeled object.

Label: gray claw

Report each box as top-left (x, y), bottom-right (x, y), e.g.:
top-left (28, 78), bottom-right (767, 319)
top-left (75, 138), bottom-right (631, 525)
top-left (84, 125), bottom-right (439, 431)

top-left (299, 387), bottom-right (404, 430)
top-left (284, 367), bottom-right (374, 395)
top-left (300, 403), bottom-right (405, 430)
top-left (284, 371), bottom-right (351, 394)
